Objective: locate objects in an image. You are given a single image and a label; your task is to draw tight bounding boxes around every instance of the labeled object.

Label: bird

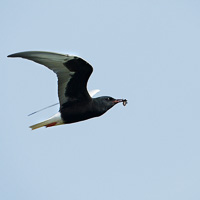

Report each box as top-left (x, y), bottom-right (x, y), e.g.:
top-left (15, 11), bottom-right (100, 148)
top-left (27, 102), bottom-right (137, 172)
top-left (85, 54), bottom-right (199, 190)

top-left (8, 51), bottom-right (127, 130)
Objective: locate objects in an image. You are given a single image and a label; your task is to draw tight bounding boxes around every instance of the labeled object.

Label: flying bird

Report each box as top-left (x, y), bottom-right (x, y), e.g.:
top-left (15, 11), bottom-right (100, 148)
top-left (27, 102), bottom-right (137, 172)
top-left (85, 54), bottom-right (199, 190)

top-left (8, 51), bottom-right (127, 130)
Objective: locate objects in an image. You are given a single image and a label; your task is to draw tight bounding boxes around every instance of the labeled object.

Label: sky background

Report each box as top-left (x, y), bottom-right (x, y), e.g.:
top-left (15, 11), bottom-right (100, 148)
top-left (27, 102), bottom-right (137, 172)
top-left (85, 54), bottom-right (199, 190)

top-left (1, 0), bottom-right (200, 199)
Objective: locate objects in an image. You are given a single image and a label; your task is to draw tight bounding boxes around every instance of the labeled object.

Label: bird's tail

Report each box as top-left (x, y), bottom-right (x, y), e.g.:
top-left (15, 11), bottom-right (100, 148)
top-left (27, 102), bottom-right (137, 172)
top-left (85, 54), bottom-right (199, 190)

top-left (30, 112), bottom-right (64, 130)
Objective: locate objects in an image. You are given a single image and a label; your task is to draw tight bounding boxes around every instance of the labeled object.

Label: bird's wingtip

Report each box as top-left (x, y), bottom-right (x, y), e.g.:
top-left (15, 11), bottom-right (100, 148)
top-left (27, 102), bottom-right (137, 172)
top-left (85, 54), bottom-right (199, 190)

top-left (7, 53), bottom-right (17, 58)
top-left (7, 51), bottom-right (28, 58)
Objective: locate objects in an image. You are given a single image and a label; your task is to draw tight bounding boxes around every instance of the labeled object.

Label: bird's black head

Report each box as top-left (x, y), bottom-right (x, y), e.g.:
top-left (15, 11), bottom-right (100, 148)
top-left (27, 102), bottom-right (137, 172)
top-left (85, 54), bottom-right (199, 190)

top-left (93, 96), bottom-right (126, 116)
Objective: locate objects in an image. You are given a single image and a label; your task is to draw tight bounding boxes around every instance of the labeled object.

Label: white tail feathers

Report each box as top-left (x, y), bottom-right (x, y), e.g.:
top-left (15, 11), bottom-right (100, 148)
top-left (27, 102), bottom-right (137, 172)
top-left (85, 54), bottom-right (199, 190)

top-left (29, 89), bottom-right (100, 130)
top-left (30, 112), bottom-right (64, 130)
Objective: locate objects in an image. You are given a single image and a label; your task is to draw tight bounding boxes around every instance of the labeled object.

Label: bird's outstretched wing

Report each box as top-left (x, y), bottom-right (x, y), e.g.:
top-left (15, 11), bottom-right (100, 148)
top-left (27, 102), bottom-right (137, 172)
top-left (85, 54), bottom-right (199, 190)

top-left (8, 51), bottom-right (93, 107)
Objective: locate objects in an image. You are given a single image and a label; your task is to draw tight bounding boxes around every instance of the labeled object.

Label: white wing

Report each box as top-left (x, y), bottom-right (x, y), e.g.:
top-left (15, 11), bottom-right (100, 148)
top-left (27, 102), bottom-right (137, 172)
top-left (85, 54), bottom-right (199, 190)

top-left (8, 51), bottom-right (93, 106)
top-left (89, 89), bottom-right (100, 97)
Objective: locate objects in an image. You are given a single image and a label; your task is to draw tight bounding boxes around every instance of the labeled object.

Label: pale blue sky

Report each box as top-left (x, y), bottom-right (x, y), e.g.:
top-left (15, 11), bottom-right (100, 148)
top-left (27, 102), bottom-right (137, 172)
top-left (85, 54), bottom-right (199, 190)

top-left (1, 0), bottom-right (200, 199)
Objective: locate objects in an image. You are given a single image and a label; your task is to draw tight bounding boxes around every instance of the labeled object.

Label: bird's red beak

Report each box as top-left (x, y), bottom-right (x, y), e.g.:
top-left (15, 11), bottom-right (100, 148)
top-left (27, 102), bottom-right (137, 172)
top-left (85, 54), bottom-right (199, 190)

top-left (114, 99), bottom-right (123, 104)
top-left (114, 99), bottom-right (128, 106)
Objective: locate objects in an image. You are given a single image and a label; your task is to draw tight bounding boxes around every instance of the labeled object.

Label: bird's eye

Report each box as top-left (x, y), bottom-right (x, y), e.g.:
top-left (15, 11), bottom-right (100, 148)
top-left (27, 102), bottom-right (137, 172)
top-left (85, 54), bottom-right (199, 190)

top-left (106, 97), bottom-right (112, 101)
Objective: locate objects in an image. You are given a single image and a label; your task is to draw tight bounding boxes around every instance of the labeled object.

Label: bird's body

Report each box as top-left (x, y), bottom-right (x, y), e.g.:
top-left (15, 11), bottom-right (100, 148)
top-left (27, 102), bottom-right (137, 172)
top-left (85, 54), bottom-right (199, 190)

top-left (8, 51), bottom-right (127, 130)
top-left (60, 98), bottom-right (102, 123)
